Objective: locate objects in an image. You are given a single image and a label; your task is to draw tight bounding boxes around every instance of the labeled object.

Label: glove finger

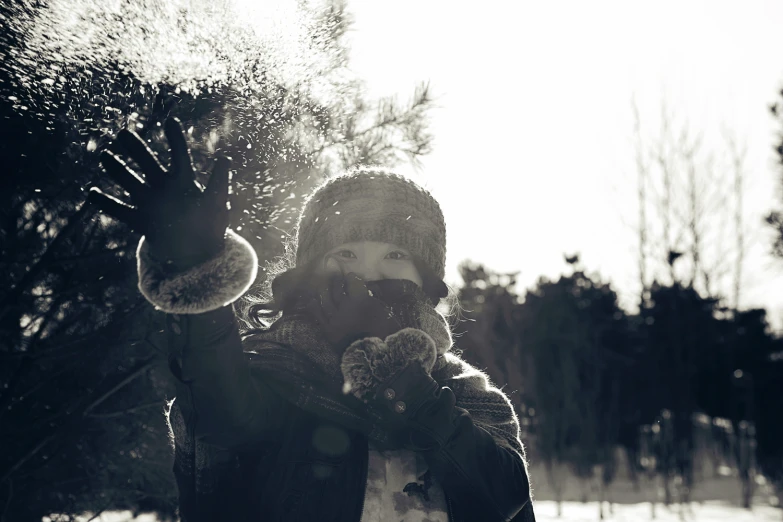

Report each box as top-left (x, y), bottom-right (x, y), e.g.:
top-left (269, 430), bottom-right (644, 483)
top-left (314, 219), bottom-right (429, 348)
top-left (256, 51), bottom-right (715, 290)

top-left (87, 187), bottom-right (145, 232)
top-left (436, 386), bottom-right (457, 411)
top-left (417, 387), bottom-right (457, 423)
top-left (320, 279), bottom-right (340, 319)
top-left (114, 129), bottom-right (167, 188)
top-left (99, 151), bottom-right (150, 203)
top-left (164, 117), bottom-right (196, 191)
top-left (344, 272), bottom-right (370, 299)
top-left (328, 271), bottom-right (349, 308)
top-left (305, 297), bottom-right (329, 328)
top-left (205, 156), bottom-right (231, 211)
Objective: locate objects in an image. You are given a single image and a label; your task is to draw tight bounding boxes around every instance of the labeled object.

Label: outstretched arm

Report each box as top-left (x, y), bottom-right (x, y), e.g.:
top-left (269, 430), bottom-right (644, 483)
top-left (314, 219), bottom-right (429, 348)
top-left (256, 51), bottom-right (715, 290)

top-left (139, 230), bottom-right (282, 448)
top-left (164, 305), bottom-right (280, 448)
top-left (89, 119), bottom-right (280, 449)
top-left (410, 384), bottom-right (534, 521)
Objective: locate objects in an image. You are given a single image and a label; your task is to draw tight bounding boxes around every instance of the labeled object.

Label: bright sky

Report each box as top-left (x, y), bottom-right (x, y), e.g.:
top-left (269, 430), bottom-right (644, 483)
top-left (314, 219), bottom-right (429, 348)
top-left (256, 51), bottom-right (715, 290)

top-left (347, 0), bottom-right (783, 331)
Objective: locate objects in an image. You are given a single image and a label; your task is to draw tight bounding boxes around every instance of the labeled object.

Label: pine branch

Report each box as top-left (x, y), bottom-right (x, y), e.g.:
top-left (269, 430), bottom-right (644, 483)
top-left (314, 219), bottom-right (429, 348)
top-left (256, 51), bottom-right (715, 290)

top-left (82, 357), bottom-right (160, 416)
top-left (0, 356), bottom-right (161, 483)
top-left (86, 400), bottom-right (167, 420)
top-left (0, 203), bottom-right (94, 322)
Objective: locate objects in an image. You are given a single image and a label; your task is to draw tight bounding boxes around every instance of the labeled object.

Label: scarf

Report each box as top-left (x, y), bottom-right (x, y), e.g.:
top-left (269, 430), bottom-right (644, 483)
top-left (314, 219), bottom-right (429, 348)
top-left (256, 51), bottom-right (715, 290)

top-left (165, 288), bottom-right (529, 521)
top-left (242, 283), bottom-right (525, 457)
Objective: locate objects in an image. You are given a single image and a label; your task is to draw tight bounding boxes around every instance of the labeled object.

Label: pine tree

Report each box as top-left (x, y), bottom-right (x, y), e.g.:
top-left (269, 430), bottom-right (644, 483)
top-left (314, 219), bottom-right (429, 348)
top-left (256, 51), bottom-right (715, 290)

top-left (516, 257), bottom-right (631, 518)
top-left (0, 1), bottom-right (433, 520)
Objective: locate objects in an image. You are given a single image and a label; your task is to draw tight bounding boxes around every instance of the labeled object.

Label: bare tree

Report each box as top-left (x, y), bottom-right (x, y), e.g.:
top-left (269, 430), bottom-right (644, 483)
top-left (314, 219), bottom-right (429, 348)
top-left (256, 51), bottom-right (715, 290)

top-left (724, 133), bottom-right (748, 310)
top-left (682, 130), bottom-right (704, 289)
top-left (631, 99), bottom-right (750, 307)
top-left (654, 103), bottom-right (678, 284)
top-left (632, 97), bottom-right (649, 307)
top-left (630, 98), bottom-right (760, 514)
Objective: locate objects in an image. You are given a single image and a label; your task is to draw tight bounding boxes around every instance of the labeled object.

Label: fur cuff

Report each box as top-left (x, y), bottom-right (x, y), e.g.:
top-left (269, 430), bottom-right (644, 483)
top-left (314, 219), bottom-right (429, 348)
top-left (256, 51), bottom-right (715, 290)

top-left (136, 229), bottom-right (258, 314)
top-left (340, 328), bottom-right (438, 399)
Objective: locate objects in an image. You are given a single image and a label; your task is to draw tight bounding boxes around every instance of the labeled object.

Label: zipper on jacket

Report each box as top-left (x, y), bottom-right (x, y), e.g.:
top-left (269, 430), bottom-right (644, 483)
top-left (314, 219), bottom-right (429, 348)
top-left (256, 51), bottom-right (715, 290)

top-left (446, 494), bottom-right (455, 522)
top-left (356, 439), bottom-right (368, 521)
top-left (357, 473), bottom-right (367, 521)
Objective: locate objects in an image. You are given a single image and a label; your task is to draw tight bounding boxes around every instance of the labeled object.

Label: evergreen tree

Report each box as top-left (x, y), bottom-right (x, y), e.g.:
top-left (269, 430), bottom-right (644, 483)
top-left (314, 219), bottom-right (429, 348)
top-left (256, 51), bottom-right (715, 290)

top-left (639, 283), bottom-right (722, 504)
top-left (454, 261), bottom-right (526, 413)
top-left (0, 1), bottom-right (433, 520)
top-left (516, 256), bottom-right (630, 517)
top-left (731, 309), bottom-right (783, 508)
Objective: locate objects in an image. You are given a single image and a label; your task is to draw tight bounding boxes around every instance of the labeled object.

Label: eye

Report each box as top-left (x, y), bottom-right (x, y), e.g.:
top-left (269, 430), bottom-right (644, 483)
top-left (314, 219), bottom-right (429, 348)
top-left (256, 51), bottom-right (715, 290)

top-left (335, 250), bottom-right (357, 259)
top-left (386, 250), bottom-right (410, 261)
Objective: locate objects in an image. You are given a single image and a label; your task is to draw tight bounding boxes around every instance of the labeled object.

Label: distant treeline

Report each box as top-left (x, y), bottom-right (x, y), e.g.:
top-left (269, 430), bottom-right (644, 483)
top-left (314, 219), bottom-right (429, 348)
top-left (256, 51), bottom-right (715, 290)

top-left (454, 259), bottom-right (783, 511)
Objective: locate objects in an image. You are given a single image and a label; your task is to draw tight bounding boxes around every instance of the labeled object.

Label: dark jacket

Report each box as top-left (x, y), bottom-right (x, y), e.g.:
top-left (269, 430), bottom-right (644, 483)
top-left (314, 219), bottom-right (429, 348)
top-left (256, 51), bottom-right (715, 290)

top-left (165, 306), bottom-right (536, 522)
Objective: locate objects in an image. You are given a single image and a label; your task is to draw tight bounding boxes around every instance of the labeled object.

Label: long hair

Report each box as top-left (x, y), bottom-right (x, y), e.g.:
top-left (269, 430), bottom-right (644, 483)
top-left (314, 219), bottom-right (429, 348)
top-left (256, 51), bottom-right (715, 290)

top-left (234, 235), bottom-right (298, 335)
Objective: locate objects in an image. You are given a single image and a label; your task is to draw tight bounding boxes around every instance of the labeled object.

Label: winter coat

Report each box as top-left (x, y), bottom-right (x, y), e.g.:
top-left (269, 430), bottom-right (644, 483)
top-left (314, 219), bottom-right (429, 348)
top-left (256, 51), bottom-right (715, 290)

top-left (163, 307), bottom-right (536, 521)
top-left (136, 232), bottom-right (536, 521)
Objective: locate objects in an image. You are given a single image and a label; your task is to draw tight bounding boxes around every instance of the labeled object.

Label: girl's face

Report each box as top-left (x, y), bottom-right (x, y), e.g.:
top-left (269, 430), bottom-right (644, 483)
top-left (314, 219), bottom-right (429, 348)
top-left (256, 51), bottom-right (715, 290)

top-left (322, 241), bottom-right (423, 287)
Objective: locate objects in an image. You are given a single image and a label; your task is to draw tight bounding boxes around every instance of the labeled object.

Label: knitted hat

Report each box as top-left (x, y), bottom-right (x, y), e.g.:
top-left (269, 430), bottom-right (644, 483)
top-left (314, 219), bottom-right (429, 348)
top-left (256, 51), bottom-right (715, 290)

top-left (295, 168), bottom-right (447, 280)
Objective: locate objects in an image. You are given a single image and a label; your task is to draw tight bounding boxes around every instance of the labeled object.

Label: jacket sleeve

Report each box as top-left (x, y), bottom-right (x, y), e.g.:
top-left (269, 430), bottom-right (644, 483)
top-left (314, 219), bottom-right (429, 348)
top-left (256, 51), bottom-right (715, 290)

top-left (342, 329), bottom-right (535, 521)
top-left (165, 306), bottom-right (283, 448)
top-left (418, 396), bottom-right (535, 521)
top-left (376, 365), bottom-right (534, 521)
top-left (137, 230), bottom-right (282, 449)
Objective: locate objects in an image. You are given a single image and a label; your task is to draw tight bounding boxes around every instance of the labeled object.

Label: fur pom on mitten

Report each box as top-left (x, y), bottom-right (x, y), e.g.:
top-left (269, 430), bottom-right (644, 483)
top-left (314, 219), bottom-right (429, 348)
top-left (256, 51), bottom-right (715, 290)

top-left (340, 328), bottom-right (438, 400)
top-left (137, 229), bottom-right (258, 314)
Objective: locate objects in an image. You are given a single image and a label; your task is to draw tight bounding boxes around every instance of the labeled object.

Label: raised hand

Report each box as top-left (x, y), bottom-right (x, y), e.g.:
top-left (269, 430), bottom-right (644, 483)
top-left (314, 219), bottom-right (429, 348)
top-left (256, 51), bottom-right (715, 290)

top-left (306, 271), bottom-right (403, 351)
top-left (88, 118), bottom-right (231, 272)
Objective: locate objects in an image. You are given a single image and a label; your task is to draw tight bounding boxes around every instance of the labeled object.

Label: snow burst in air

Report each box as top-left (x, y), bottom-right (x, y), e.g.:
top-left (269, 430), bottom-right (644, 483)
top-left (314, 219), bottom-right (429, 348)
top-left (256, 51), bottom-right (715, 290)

top-left (5, 0), bottom-right (346, 103)
top-left (1, 0), bottom-right (432, 245)
top-left (0, 0), bottom-right (364, 238)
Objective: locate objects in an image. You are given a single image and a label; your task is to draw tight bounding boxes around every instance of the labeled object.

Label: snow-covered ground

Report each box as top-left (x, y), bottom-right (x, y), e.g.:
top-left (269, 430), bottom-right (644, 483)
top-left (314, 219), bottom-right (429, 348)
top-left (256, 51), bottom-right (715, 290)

top-left (51, 502), bottom-right (782, 522)
top-left (534, 500), bottom-right (781, 521)
top-left (524, 451), bottom-right (782, 521)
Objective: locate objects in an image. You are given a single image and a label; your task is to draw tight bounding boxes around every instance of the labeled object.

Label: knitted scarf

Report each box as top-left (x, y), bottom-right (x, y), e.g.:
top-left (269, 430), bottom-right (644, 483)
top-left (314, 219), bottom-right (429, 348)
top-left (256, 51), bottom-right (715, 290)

top-left (242, 290), bottom-right (526, 457)
top-left (165, 294), bottom-right (529, 522)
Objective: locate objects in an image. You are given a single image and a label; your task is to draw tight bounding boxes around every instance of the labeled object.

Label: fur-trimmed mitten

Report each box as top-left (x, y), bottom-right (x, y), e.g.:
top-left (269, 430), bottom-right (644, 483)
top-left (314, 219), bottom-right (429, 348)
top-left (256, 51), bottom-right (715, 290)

top-left (340, 328), bottom-right (458, 450)
top-left (340, 328), bottom-right (437, 399)
top-left (87, 118), bottom-right (258, 315)
top-left (341, 328), bottom-right (536, 521)
top-left (137, 229), bottom-right (257, 314)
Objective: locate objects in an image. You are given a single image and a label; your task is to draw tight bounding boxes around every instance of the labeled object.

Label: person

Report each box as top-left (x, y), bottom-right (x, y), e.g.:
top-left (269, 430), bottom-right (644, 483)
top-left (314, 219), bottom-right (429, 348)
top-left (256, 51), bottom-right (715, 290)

top-left (88, 118), bottom-right (536, 521)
